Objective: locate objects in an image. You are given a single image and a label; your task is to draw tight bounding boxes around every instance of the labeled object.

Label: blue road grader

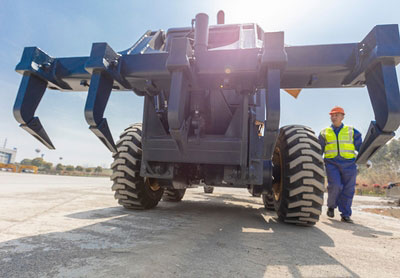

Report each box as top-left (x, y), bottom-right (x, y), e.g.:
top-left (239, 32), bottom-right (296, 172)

top-left (13, 11), bottom-right (400, 225)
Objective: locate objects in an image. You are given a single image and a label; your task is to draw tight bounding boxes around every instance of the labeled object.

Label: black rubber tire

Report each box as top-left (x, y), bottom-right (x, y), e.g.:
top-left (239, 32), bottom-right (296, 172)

top-left (262, 192), bottom-right (275, 211)
top-left (110, 123), bottom-right (164, 210)
top-left (162, 189), bottom-right (186, 202)
top-left (272, 125), bottom-right (325, 226)
top-left (203, 186), bottom-right (214, 194)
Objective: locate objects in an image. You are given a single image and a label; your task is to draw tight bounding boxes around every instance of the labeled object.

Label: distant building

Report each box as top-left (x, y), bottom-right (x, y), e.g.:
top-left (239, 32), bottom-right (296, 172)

top-left (0, 147), bottom-right (17, 164)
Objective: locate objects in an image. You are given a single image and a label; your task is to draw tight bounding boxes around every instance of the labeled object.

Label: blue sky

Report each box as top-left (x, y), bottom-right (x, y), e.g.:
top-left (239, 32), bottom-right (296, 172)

top-left (1, 0), bottom-right (399, 167)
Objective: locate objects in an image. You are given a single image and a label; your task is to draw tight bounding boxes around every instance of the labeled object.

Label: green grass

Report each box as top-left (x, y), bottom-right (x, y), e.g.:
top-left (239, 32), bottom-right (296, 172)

top-left (355, 188), bottom-right (386, 197)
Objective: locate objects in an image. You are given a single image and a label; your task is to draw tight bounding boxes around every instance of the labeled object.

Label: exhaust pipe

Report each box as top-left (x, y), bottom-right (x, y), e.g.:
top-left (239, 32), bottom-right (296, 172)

top-left (217, 10), bottom-right (224, 24)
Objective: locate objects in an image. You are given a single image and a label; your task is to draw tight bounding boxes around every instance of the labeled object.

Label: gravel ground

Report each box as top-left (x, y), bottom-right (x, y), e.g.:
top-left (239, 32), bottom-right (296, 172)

top-left (0, 172), bottom-right (399, 278)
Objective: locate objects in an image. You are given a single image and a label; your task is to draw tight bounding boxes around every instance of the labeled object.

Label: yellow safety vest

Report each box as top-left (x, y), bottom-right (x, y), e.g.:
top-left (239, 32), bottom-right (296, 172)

top-left (321, 126), bottom-right (356, 159)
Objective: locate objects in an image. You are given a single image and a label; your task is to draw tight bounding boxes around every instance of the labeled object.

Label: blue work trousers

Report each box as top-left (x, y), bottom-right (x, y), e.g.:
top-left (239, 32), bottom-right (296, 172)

top-left (325, 159), bottom-right (357, 217)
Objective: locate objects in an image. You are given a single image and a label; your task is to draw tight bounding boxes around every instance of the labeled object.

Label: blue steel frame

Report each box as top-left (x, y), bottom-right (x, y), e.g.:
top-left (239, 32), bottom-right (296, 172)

top-left (12, 13), bottom-right (400, 189)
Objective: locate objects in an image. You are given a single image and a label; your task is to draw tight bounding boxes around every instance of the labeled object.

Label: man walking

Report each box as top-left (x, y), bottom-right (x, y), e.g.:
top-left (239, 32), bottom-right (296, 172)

top-left (319, 106), bottom-right (362, 223)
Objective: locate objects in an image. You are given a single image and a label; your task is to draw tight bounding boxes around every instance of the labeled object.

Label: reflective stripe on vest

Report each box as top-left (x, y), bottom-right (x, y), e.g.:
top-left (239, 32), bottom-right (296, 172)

top-left (322, 126), bottom-right (356, 159)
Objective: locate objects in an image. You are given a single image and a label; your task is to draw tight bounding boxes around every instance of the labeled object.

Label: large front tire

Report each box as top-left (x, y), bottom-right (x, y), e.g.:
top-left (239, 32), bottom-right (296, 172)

top-left (111, 123), bottom-right (164, 209)
top-left (272, 125), bottom-right (325, 226)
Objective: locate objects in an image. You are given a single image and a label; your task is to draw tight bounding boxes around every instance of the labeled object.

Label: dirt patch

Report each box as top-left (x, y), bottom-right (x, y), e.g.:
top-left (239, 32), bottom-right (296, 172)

top-left (363, 208), bottom-right (400, 219)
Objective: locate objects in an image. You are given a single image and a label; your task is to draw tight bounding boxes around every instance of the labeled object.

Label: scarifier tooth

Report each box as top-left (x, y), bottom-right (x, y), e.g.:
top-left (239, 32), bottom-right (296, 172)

top-left (286, 212), bottom-right (311, 218)
top-left (303, 178), bottom-right (324, 191)
top-left (303, 163), bottom-right (326, 177)
top-left (287, 133), bottom-right (308, 144)
top-left (289, 186), bottom-right (313, 197)
top-left (111, 171), bottom-right (124, 180)
top-left (88, 119), bottom-right (116, 153)
top-left (13, 73), bottom-right (56, 150)
top-left (111, 158), bottom-right (126, 169)
top-left (118, 190), bottom-right (139, 199)
top-left (289, 143), bottom-right (311, 156)
top-left (299, 138), bottom-right (322, 150)
top-left (289, 156), bottom-right (312, 169)
top-left (112, 183), bottom-right (125, 191)
top-left (301, 150), bottom-right (324, 163)
top-left (302, 194), bottom-right (324, 205)
top-left (301, 207), bottom-right (322, 215)
top-left (117, 178), bottom-right (137, 189)
top-left (117, 165), bottom-right (138, 179)
top-left (299, 217), bottom-right (318, 222)
top-left (21, 117), bottom-right (56, 150)
top-left (288, 200), bottom-right (312, 208)
top-left (290, 170), bottom-right (313, 183)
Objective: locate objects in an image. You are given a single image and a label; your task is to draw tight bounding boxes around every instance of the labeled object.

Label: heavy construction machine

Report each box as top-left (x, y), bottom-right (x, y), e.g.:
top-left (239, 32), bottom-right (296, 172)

top-left (13, 12), bottom-right (400, 225)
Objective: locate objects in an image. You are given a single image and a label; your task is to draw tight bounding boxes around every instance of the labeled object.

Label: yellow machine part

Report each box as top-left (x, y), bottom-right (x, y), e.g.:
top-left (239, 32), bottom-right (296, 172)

top-left (17, 165), bottom-right (38, 174)
top-left (0, 163), bottom-right (38, 174)
top-left (0, 163), bottom-right (17, 172)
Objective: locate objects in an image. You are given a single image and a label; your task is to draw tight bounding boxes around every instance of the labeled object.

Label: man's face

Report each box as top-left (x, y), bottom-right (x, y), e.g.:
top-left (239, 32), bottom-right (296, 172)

top-left (330, 113), bottom-right (344, 127)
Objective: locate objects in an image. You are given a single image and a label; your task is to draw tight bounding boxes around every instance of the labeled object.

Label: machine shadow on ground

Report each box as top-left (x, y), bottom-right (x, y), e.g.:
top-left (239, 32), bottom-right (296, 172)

top-left (0, 191), bottom-right (369, 278)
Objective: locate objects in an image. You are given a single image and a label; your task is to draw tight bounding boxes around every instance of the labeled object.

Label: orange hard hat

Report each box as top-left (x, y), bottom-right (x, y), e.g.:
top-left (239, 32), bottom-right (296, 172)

top-left (329, 106), bottom-right (345, 115)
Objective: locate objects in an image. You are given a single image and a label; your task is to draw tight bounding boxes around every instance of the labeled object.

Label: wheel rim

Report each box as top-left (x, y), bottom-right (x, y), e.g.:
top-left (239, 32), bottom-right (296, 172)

top-left (146, 178), bottom-right (160, 191)
top-left (272, 147), bottom-right (283, 201)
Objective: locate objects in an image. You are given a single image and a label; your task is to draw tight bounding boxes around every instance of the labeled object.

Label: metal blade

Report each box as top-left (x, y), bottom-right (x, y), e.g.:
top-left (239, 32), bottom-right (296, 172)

top-left (13, 73), bottom-right (55, 149)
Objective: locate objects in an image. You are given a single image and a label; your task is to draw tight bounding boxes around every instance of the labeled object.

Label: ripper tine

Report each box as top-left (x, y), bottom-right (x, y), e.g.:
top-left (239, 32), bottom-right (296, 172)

top-left (13, 73), bottom-right (55, 149)
top-left (84, 43), bottom-right (119, 153)
top-left (84, 71), bottom-right (116, 152)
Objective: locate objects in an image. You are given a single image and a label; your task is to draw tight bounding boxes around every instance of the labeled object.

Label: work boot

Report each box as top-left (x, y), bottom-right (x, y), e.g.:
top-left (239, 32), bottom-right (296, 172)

top-left (327, 208), bottom-right (334, 218)
top-left (341, 216), bottom-right (354, 223)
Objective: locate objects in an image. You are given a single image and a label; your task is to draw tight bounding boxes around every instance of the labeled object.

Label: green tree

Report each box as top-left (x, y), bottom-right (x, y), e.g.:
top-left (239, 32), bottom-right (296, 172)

top-left (56, 163), bottom-right (64, 171)
top-left (20, 159), bottom-right (32, 165)
top-left (95, 166), bottom-right (103, 173)
top-left (43, 162), bottom-right (53, 171)
top-left (76, 166), bottom-right (84, 172)
top-left (387, 138), bottom-right (400, 164)
top-left (359, 137), bottom-right (400, 185)
top-left (85, 168), bottom-right (92, 173)
top-left (66, 165), bottom-right (74, 171)
top-left (31, 157), bottom-right (44, 167)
